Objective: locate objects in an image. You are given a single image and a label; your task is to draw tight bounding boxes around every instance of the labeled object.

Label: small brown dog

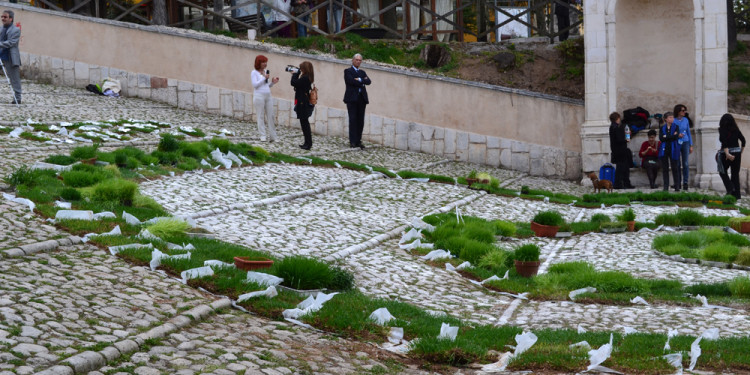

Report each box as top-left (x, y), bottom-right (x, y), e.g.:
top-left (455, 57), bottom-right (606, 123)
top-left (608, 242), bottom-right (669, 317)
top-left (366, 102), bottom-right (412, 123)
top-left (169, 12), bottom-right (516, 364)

top-left (588, 172), bottom-right (613, 193)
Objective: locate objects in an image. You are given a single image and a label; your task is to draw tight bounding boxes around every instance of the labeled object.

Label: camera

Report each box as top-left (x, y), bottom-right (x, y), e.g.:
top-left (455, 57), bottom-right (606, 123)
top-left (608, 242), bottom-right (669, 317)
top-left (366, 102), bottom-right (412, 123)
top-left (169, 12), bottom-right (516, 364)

top-left (285, 65), bottom-right (299, 73)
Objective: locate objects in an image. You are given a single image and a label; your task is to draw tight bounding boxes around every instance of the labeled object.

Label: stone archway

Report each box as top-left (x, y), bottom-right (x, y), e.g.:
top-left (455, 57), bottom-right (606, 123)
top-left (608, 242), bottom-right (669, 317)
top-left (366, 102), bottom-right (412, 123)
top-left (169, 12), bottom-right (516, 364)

top-left (580, 0), bottom-right (728, 190)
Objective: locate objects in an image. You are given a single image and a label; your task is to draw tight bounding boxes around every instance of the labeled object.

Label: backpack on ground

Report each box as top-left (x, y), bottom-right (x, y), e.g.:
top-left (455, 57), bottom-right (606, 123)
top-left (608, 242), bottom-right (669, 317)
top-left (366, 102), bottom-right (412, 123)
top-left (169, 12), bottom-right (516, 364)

top-left (599, 163), bottom-right (615, 183)
top-left (308, 84), bottom-right (317, 105)
top-left (623, 106), bottom-right (650, 135)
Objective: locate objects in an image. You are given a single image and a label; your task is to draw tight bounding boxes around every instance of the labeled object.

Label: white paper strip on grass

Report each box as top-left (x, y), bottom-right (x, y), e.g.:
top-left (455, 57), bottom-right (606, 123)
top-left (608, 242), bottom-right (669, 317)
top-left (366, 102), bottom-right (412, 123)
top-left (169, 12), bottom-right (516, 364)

top-left (108, 243), bottom-right (153, 256)
top-left (399, 239), bottom-right (434, 250)
top-left (662, 353), bottom-right (683, 375)
top-left (437, 323), bottom-right (458, 341)
top-left (388, 327), bottom-right (404, 344)
top-left (55, 209), bottom-right (93, 221)
top-left (694, 294), bottom-right (736, 310)
top-left (180, 266), bottom-right (213, 284)
top-left (399, 228), bottom-right (422, 244)
top-left (55, 201), bottom-right (72, 209)
top-left (369, 308), bottom-right (395, 325)
top-left (333, 162), bottom-right (341, 168)
top-left (664, 328), bottom-right (679, 350)
top-left (446, 261), bottom-right (472, 272)
top-left (237, 286), bottom-right (278, 302)
top-left (688, 336), bottom-right (702, 371)
top-left (32, 161), bottom-right (73, 172)
top-left (408, 217), bottom-right (435, 232)
top-left (470, 271), bottom-right (509, 286)
top-left (701, 328), bottom-right (719, 340)
top-left (57, 127), bottom-right (68, 136)
top-left (578, 324), bottom-right (587, 334)
top-left (246, 271), bottom-right (283, 287)
top-left (122, 211), bottom-right (141, 226)
top-left (622, 327), bottom-right (637, 335)
top-left (238, 154), bottom-right (253, 165)
top-left (455, 206), bottom-right (464, 224)
top-left (282, 292), bottom-right (339, 319)
top-left (8, 127), bottom-right (23, 137)
top-left (513, 331), bottom-right (538, 357)
top-left (167, 242), bottom-right (195, 251)
top-left (201, 159), bottom-right (211, 167)
top-left (587, 333), bottom-right (613, 372)
top-left (226, 151), bottom-right (243, 166)
top-left (3, 193), bottom-right (36, 211)
top-left (93, 211), bottom-right (116, 220)
top-left (150, 249), bottom-right (191, 271)
top-left (481, 352), bottom-right (514, 373)
top-left (204, 260), bottom-right (234, 268)
top-left (82, 225), bottom-right (122, 243)
top-left (630, 296), bottom-right (649, 305)
top-left (137, 228), bottom-right (161, 241)
top-left (569, 287), bottom-right (596, 300)
top-left (421, 249), bottom-right (452, 261)
top-left (210, 148), bottom-right (232, 169)
top-left (408, 178), bottom-right (429, 183)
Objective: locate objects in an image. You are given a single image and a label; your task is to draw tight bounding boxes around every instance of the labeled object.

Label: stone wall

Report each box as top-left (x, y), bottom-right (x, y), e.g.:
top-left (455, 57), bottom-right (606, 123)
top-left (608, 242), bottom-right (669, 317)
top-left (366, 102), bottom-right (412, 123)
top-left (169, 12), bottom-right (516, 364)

top-left (12, 4), bottom-right (584, 179)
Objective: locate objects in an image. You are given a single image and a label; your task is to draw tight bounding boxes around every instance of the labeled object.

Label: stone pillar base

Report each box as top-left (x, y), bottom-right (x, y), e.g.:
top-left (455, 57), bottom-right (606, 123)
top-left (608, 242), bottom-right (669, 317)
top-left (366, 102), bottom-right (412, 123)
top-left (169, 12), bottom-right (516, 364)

top-left (695, 172), bottom-right (725, 192)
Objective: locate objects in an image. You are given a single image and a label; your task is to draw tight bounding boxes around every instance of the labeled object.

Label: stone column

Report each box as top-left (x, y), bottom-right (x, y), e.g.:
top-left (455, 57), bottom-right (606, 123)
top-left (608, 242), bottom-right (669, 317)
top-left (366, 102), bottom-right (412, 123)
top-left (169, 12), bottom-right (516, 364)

top-left (580, 0), bottom-right (614, 173)
top-left (694, 1), bottom-right (729, 190)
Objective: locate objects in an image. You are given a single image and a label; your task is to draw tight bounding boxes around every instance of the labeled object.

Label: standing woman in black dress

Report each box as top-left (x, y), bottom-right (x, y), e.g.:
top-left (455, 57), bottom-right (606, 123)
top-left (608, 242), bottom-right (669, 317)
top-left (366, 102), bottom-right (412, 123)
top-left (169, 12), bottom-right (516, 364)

top-left (718, 113), bottom-right (746, 199)
top-left (291, 61), bottom-right (315, 150)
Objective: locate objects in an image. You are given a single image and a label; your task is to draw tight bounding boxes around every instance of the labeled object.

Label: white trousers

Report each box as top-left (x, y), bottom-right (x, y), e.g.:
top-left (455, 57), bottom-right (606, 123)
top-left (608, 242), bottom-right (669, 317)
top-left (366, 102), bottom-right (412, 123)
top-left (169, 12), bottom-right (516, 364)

top-left (253, 92), bottom-right (277, 141)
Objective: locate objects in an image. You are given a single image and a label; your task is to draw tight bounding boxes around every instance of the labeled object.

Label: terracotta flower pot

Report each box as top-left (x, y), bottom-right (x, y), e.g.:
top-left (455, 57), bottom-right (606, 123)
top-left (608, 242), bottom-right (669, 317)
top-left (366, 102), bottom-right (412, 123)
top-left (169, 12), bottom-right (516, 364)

top-left (530, 221), bottom-right (559, 237)
top-left (233, 256), bottom-right (274, 271)
top-left (731, 221), bottom-right (750, 234)
top-left (626, 221), bottom-right (635, 232)
top-left (514, 260), bottom-right (540, 278)
top-left (466, 178), bottom-right (479, 187)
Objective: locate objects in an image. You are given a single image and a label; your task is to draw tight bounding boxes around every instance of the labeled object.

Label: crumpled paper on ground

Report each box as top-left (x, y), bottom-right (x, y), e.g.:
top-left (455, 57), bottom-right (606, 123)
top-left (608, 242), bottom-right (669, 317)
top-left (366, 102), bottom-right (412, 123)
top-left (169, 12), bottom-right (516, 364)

top-left (122, 211), bottom-right (142, 226)
top-left (445, 261), bottom-right (471, 272)
top-left (421, 249), bottom-right (452, 260)
top-left (204, 260), bottom-right (234, 268)
top-left (282, 292), bottom-right (338, 319)
top-left (237, 286), bottom-right (278, 302)
top-left (470, 271), bottom-right (509, 286)
top-left (587, 333), bottom-right (614, 372)
top-left (82, 225), bottom-right (121, 243)
top-left (408, 217), bottom-right (435, 232)
top-left (388, 327), bottom-right (404, 344)
top-left (55, 209), bottom-right (94, 221)
top-left (55, 201), bottom-right (72, 209)
top-left (570, 287), bottom-right (597, 300)
top-left (369, 307), bottom-right (395, 325)
top-left (437, 323), bottom-right (459, 341)
top-left (150, 249), bottom-right (191, 271)
top-left (481, 331), bottom-right (538, 372)
top-left (630, 296), bottom-right (649, 305)
top-left (167, 242), bottom-right (196, 251)
top-left (689, 336), bottom-right (702, 371)
top-left (400, 228), bottom-right (423, 244)
top-left (399, 239), bottom-right (434, 250)
top-left (694, 294), bottom-right (735, 310)
top-left (664, 328), bottom-right (679, 350)
top-left (662, 353), bottom-right (683, 375)
top-left (93, 211), bottom-right (116, 220)
top-left (570, 341), bottom-right (591, 351)
top-left (246, 271), bottom-right (283, 287)
top-left (701, 328), bottom-right (719, 340)
top-left (210, 148), bottom-right (233, 168)
top-left (181, 266), bottom-right (213, 284)
top-left (137, 228), bottom-right (162, 241)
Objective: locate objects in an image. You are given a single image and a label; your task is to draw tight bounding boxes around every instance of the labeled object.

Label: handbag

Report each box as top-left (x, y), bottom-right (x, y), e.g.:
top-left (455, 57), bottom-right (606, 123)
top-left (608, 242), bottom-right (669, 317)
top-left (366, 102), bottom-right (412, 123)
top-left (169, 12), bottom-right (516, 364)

top-left (308, 83), bottom-right (318, 105)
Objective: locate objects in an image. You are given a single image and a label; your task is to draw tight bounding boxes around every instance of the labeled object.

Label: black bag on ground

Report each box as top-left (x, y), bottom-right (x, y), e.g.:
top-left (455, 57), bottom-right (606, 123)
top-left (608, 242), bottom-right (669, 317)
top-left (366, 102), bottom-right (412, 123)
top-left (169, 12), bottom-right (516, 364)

top-left (623, 106), bottom-right (650, 135)
top-left (85, 84), bottom-right (104, 95)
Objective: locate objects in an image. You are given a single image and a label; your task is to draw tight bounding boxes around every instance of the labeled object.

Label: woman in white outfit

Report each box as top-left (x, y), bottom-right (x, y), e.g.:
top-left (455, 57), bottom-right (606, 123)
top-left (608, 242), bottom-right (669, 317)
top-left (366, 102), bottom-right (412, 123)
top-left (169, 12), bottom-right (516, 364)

top-left (251, 55), bottom-right (280, 142)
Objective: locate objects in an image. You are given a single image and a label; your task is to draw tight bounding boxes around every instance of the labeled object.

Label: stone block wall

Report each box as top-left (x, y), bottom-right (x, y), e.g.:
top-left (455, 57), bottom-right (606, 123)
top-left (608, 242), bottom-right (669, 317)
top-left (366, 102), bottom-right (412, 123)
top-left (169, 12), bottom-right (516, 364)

top-left (21, 51), bottom-right (582, 179)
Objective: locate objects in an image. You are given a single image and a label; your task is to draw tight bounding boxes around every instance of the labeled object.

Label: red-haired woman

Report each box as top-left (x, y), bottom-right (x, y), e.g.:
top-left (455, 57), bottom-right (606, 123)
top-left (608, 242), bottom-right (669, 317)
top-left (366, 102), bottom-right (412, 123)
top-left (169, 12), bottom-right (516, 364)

top-left (251, 55), bottom-right (279, 142)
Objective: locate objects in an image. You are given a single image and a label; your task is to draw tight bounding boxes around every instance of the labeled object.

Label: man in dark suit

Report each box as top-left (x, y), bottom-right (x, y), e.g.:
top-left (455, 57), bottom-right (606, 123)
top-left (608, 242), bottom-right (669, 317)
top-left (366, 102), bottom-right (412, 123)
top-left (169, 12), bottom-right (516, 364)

top-left (0, 10), bottom-right (21, 104)
top-left (343, 53), bottom-right (371, 149)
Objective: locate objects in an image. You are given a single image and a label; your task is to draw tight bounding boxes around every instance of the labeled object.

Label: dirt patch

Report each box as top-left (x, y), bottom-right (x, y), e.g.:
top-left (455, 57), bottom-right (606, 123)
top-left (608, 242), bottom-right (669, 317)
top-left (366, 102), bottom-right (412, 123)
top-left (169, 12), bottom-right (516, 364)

top-left (453, 41), bottom-right (584, 99)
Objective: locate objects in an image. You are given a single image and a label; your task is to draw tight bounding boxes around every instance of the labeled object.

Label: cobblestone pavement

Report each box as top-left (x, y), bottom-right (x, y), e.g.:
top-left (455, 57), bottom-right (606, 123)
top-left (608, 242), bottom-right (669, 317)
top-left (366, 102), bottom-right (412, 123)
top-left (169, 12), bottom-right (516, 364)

top-left (2, 80), bottom-right (750, 374)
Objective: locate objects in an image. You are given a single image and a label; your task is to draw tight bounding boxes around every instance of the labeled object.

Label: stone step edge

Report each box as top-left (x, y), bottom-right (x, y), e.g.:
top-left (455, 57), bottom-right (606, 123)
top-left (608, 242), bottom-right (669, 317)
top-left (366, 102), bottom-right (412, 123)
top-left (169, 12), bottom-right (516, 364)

top-left (325, 191), bottom-right (487, 261)
top-left (2, 235), bottom-right (83, 257)
top-left (34, 298), bottom-right (232, 375)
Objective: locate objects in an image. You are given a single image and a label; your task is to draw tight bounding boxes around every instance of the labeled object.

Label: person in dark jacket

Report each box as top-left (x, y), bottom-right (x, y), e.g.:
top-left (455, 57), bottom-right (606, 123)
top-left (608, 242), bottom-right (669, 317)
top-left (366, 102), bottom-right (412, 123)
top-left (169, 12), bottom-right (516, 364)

top-left (343, 53), bottom-right (371, 149)
top-left (659, 112), bottom-right (681, 192)
top-left (555, 0), bottom-right (571, 42)
top-left (0, 10), bottom-right (21, 104)
top-left (718, 113), bottom-right (746, 199)
top-left (291, 61), bottom-right (315, 150)
top-left (609, 112), bottom-right (633, 189)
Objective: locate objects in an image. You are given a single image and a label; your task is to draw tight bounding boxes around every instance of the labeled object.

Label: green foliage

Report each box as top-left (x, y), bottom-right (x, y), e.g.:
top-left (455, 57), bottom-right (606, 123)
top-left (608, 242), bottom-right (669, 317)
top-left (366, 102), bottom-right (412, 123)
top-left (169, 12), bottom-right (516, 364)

top-left (4, 166), bottom-right (44, 187)
top-left (615, 208), bottom-right (636, 222)
top-left (180, 141), bottom-right (212, 159)
top-left (329, 266), bottom-right (355, 291)
top-left (654, 213), bottom-right (679, 226)
top-left (684, 282), bottom-right (732, 297)
top-left (532, 210), bottom-right (564, 226)
top-left (674, 209), bottom-right (704, 226)
top-left (271, 256), bottom-right (348, 290)
top-left (493, 220), bottom-right (516, 237)
top-left (60, 188), bottom-right (82, 201)
top-left (702, 243), bottom-right (740, 263)
top-left (20, 131), bottom-right (51, 142)
top-left (728, 277), bottom-right (750, 298)
top-left (70, 145), bottom-right (99, 160)
top-left (146, 218), bottom-right (191, 238)
top-left (92, 178), bottom-right (138, 205)
top-left (44, 154), bottom-right (77, 165)
top-left (589, 213), bottom-right (611, 224)
top-left (477, 248), bottom-right (511, 270)
top-left (555, 38), bottom-right (584, 79)
top-left (736, 248), bottom-right (750, 266)
top-left (60, 170), bottom-right (109, 188)
top-left (158, 134), bottom-right (181, 152)
top-left (513, 244), bottom-right (540, 262)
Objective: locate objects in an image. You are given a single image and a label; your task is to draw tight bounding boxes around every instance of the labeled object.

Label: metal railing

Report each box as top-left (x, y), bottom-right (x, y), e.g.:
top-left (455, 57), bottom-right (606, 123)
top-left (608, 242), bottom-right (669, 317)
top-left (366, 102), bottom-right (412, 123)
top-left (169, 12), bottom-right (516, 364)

top-left (31, 0), bottom-right (582, 42)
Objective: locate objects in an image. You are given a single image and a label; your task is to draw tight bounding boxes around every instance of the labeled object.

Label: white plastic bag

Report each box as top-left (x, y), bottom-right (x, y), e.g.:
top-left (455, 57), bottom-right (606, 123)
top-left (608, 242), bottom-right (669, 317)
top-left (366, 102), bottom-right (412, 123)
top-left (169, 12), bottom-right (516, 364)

top-left (513, 331), bottom-right (537, 357)
top-left (122, 211), bottom-right (142, 226)
top-left (108, 243), bottom-right (153, 256)
top-left (55, 209), bottom-right (93, 221)
top-left (688, 336), bottom-right (701, 371)
top-left (400, 228), bottom-right (423, 244)
top-left (587, 333), bottom-right (613, 371)
top-left (245, 271), bottom-right (283, 287)
top-left (437, 323), bottom-right (459, 341)
top-left (237, 286), bottom-right (278, 301)
top-left (630, 296), bottom-right (649, 305)
top-left (569, 287), bottom-right (596, 300)
top-left (388, 327), bottom-right (404, 344)
top-left (180, 266), bottom-right (214, 284)
top-left (421, 249), bottom-right (452, 260)
top-left (664, 328), bottom-right (679, 351)
top-left (369, 307), bottom-right (395, 325)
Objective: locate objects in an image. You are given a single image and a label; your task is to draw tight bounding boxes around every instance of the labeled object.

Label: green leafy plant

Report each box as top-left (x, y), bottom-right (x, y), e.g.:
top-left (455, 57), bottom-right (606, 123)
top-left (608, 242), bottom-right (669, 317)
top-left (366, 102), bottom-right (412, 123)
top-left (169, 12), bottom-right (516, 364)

top-left (532, 210), bottom-right (564, 227)
top-left (92, 178), bottom-right (138, 205)
top-left (513, 244), bottom-right (540, 262)
top-left (70, 145), bottom-right (99, 160)
top-left (271, 256), bottom-right (349, 290)
top-left (44, 154), bottom-right (77, 165)
top-left (616, 208), bottom-right (636, 222)
top-left (146, 218), bottom-right (191, 238)
top-left (60, 188), bottom-right (82, 201)
top-left (158, 134), bottom-right (181, 152)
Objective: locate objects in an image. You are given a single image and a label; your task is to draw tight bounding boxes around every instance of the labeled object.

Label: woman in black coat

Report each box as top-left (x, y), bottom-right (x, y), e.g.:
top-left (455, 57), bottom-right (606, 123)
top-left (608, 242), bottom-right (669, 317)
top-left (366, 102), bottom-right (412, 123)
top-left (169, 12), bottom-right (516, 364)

top-left (609, 112), bottom-right (633, 189)
top-left (291, 61), bottom-right (315, 150)
top-left (718, 113), bottom-right (746, 199)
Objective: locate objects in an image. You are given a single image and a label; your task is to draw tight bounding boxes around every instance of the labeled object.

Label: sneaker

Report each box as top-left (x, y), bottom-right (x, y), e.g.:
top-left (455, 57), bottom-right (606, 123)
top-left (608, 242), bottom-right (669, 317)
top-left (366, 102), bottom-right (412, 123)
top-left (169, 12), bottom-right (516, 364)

top-left (683, 184), bottom-right (688, 191)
